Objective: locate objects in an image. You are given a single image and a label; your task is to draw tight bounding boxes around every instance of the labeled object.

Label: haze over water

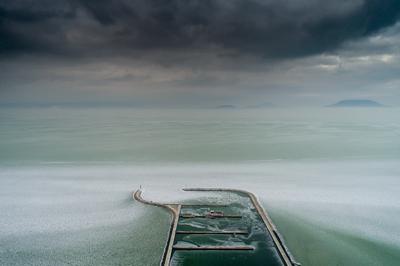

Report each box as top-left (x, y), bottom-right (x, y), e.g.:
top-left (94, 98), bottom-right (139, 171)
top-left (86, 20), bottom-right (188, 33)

top-left (1, 107), bottom-right (400, 266)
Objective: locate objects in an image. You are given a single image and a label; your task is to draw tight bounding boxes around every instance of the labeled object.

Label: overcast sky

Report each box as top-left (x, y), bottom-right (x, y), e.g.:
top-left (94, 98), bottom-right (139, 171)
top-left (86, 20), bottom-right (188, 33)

top-left (1, 0), bottom-right (400, 107)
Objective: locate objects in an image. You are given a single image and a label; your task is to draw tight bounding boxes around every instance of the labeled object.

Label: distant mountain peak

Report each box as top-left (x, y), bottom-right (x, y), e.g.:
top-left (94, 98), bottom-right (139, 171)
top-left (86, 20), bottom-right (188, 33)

top-left (328, 99), bottom-right (384, 107)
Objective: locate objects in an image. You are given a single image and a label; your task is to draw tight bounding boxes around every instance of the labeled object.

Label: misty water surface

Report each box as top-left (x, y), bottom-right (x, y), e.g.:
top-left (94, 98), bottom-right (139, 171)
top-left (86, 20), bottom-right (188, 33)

top-left (0, 107), bottom-right (399, 265)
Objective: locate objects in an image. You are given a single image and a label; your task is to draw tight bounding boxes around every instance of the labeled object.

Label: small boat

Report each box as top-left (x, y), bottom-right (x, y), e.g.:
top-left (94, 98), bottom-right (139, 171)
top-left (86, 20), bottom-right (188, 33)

top-left (205, 210), bottom-right (224, 218)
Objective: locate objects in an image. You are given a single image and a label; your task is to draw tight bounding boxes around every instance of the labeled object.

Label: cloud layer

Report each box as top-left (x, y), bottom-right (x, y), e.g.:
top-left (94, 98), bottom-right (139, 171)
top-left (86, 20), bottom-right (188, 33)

top-left (1, 1), bottom-right (400, 107)
top-left (1, 0), bottom-right (400, 59)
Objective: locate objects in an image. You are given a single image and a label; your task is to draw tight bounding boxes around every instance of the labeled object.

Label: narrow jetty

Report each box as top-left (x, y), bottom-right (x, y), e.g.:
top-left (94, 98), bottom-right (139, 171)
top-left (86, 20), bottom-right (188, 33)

top-left (133, 188), bottom-right (300, 266)
top-left (175, 230), bottom-right (248, 235)
top-left (172, 245), bottom-right (256, 251)
top-left (179, 214), bottom-right (242, 219)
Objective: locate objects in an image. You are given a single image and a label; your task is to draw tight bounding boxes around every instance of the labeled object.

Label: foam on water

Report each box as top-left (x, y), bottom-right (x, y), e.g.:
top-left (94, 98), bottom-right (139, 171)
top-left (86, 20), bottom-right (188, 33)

top-left (1, 108), bottom-right (399, 265)
top-left (1, 160), bottom-right (400, 265)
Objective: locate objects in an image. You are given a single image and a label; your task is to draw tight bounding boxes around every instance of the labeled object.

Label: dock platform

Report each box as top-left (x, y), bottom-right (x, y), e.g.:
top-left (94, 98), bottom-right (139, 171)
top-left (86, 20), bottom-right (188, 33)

top-left (133, 188), bottom-right (300, 266)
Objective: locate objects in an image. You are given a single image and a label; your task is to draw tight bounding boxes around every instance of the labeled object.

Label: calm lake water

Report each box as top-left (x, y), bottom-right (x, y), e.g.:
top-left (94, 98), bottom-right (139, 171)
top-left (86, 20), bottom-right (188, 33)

top-left (0, 107), bottom-right (399, 265)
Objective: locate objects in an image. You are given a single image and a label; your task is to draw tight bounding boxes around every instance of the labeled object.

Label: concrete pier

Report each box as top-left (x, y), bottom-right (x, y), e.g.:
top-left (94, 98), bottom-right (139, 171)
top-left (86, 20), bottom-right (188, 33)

top-left (183, 188), bottom-right (301, 266)
top-left (133, 190), bottom-right (180, 266)
top-left (133, 188), bottom-right (300, 266)
top-left (176, 230), bottom-right (248, 235)
top-left (179, 214), bottom-right (242, 219)
top-left (172, 245), bottom-right (255, 251)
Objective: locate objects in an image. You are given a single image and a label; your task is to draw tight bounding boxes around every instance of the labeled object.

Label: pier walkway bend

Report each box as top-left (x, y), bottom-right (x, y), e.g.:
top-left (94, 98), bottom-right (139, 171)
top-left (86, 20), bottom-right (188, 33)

top-left (133, 188), bottom-right (300, 266)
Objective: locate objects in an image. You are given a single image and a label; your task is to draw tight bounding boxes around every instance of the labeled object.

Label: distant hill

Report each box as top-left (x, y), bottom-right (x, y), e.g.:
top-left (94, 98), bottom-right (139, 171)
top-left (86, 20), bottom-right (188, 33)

top-left (245, 102), bottom-right (275, 109)
top-left (215, 104), bottom-right (237, 109)
top-left (328, 99), bottom-right (384, 107)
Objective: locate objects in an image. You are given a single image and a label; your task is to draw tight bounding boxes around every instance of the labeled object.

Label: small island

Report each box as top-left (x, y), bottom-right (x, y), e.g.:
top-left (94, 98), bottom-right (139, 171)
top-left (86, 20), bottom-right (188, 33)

top-left (328, 99), bottom-right (384, 107)
top-left (246, 102), bottom-right (275, 109)
top-left (215, 105), bottom-right (237, 109)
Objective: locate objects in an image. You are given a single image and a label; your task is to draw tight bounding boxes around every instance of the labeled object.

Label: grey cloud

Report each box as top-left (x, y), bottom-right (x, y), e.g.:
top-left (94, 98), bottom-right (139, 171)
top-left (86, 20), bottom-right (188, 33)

top-left (1, 0), bottom-right (400, 60)
top-left (1, 1), bottom-right (400, 108)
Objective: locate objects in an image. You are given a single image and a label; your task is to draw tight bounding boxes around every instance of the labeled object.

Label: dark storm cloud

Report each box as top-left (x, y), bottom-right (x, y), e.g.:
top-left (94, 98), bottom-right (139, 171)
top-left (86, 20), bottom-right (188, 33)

top-left (0, 0), bottom-right (76, 53)
top-left (0, 0), bottom-right (400, 59)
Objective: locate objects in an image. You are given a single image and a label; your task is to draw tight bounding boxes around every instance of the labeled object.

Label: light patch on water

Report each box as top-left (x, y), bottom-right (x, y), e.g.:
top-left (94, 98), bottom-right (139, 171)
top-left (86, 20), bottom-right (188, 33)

top-left (1, 107), bottom-right (399, 265)
top-left (1, 160), bottom-right (399, 265)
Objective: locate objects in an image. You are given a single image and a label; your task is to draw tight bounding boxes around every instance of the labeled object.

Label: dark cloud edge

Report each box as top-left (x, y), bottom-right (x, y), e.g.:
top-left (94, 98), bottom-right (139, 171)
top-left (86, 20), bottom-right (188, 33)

top-left (0, 0), bottom-right (399, 61)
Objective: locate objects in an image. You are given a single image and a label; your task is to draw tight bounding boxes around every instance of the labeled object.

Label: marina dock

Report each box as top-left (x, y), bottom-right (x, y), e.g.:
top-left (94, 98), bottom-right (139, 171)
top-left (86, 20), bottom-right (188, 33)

top-left (133, 188), bottom-right (300, 266)
top-left (175, 230), bottom-right (248, 235)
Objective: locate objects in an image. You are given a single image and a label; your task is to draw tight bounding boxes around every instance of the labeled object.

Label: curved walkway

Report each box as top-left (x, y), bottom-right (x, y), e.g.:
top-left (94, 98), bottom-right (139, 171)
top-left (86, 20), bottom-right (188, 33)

top-left (133, 188), bottom-right (300, 266)
top-left (133, 190), bottom-right (180, 266)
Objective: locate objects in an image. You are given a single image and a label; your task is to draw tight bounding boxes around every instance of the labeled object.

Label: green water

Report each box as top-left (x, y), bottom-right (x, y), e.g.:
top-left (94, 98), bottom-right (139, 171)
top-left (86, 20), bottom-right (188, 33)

top-left (270, 209), bottom-right (400, 266)
top-left (0, 107), bottom-right (399, 265)
top-left (171, 193), bottom-right (283, 266)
